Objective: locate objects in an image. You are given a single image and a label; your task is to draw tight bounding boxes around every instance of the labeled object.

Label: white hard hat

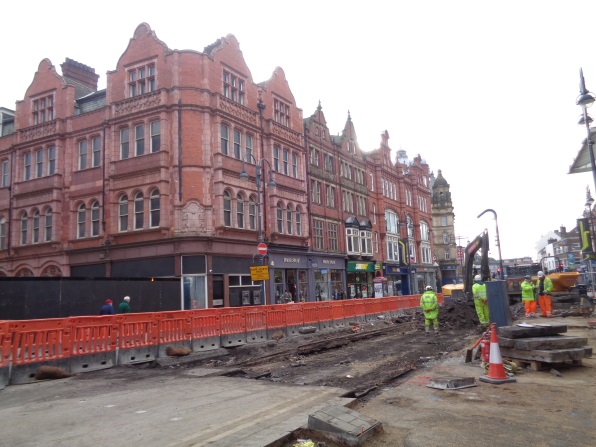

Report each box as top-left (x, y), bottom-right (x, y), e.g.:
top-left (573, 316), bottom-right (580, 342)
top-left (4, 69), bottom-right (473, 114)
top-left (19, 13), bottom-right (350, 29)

top-left (537, 271), bottom-right (544, 277)
top-left (124, 296), bottom-right (130, 302)
top-left (425, 285), bottom-right (433, 291)
top-left (474, 275), bottom-right (481, 281)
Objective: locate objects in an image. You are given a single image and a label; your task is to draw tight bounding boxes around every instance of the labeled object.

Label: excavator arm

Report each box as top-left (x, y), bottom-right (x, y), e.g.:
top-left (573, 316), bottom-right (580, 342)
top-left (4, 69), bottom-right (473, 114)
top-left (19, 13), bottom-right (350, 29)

top-left (463, 229), bottom-right (491, 300)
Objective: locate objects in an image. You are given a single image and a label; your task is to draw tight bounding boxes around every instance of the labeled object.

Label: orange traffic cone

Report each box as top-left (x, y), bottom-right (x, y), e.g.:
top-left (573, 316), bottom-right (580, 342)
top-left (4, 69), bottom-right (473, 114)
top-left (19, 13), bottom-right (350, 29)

top-left (479, 326), bottom-right (516, 384)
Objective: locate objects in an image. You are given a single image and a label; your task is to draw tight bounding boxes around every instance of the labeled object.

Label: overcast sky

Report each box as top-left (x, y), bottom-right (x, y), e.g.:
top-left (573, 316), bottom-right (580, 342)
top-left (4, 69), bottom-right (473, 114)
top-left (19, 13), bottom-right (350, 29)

top-left (3, 1), bottom-right (596, 261)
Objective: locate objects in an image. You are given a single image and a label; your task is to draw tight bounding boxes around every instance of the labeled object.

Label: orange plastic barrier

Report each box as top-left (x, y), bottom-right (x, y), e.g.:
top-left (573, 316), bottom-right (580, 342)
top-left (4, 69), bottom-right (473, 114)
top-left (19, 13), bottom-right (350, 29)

top-left (154, 311), bottom-right (192, 346)
top-left (9, 318), bottom-right (70, 366)
top-left (364, 299), bottom-right (382, 316)
top-left (0, 321), bottom-right (10, 365)
top-left (379, 297), bottom-right (394, 313)
top-left (329, 301), bottom-right (345, 323)
top-left (437, 293), bottom-right (444, 305)
top-left (317, 302), bottom-right (333, 328)
top-left (218, 308), bottom-right (246, 336)
top-left (189, 309), bottom-right (221, 340)
top-left (67, 316), bottom-right (118, 357)
top-left (264, 305), bottom-right (287, 330)
top-left (114, 313), bottom-right (157, 350)
top-left (244, 307), bottom-right (267, 332)
top-left (285, 304), bottom-right (304, 328)
top-left (301, 302), bottom-right (320, 326)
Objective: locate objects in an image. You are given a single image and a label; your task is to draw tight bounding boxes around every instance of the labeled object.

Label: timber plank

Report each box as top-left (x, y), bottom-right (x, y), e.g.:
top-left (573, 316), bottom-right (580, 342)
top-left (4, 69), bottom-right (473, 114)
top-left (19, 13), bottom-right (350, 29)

top-left (497, 324), bottom-right (567, 339)
top-left (498, 336), bottom-right (588, 351)
top-left (499, 347), bottom-right (586, 363)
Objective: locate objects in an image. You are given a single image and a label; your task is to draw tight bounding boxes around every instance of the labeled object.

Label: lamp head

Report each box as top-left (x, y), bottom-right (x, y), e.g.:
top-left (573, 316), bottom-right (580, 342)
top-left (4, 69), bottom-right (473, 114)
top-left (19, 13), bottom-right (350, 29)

top-left (239, 171), bottom-right (249, 181)
top-left (578, 113), bottom-right (593, 126)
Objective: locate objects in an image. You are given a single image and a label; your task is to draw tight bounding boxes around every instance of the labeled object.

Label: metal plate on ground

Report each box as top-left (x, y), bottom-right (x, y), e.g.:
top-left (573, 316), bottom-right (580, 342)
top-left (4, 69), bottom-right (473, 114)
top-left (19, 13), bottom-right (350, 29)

top-left (426, 376), bottom-right (477, 390)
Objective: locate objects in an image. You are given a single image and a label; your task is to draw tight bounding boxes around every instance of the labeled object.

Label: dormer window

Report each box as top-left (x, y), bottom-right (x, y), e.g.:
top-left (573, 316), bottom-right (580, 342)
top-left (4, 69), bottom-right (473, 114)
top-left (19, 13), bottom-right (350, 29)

top-left (274, 98), bottom-right (290, 127)
top-left (32, 95), bottom-right (54, 125)
top-left (223, 70), bottom-right (245, 105)
top-left (128, 63), bottom-right (156, 97)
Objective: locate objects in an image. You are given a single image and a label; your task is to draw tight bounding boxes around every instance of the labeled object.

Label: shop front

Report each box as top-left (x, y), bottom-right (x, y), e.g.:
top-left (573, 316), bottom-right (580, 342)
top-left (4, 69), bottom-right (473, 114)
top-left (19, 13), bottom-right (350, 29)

top-left (267, 253), bottom-right (309, 304)
top-left (346, 261), bottom-right (378, 298)
top-left (383, 263), bottom-right (411, 296)
top-left (413, 265), bottom-right (439, 293)
top-left (308, 255), bottom-right (346, 301)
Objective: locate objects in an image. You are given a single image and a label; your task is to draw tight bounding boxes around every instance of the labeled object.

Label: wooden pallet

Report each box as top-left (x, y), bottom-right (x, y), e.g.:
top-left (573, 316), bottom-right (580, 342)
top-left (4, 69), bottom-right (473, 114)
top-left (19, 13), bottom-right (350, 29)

top-left (503, 356), bottom-right (583, 371)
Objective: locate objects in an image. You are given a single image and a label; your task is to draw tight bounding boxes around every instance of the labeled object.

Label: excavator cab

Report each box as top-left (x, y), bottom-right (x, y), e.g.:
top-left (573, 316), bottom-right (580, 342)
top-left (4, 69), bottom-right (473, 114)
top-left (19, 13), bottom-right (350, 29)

top-left (463, 230), bottom-right (491, 301)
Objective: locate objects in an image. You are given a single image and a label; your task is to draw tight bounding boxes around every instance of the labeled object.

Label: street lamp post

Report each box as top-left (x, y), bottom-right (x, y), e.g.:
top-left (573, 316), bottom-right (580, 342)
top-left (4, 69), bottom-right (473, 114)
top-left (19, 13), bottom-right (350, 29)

top-left (477, 209), bottom-right (504, 279)
top-left (577, 69), bottom-right (596, 194)
top-left (240, 154), bottom-right (276, 303)
top-left (584, 186), bottom-right (595, 295)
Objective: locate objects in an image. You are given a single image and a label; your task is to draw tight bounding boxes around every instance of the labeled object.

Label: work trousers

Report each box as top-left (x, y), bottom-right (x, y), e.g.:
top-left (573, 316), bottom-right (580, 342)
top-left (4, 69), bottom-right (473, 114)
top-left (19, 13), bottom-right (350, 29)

top-left (538, 294), bottom-right (552, 317)
top-left (474, 299), bottom-right (490, 327)
top-left (424, 318), bottom-right (439, 332)
top-left (524, 299), bottom-right (537, 316)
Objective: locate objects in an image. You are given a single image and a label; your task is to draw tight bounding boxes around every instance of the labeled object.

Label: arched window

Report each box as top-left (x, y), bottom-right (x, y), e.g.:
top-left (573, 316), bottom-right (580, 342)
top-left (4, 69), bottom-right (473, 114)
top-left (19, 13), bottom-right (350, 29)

top-left (248, 195), bottom-right (256, 230)
top-left (91, 201), bottom-right (100, 236)
top-left (44, 209), bottom-right (52, 242)
top-left (119, 195), bottom-right (128, 232)
top-left (77, 204), bottom-right (86, 238)
top-left (295, 207), bottom-right (302, 236)
top-left (223, 191), bottom-right (231, 227)
top-left (277, 202), bottom-right (283, 233)
top-left (32, 210), bottom-right (40, 243)
top-left (150, 189), bottom-right (160, 227)
top-left (236, 193), bottom-right (244, 229)
top-left (134, 192), bottom-right (144, 229)
top-left (20, 212), bottom-right (28, 245)
top-left (286, 204), bottom-right (293, 235)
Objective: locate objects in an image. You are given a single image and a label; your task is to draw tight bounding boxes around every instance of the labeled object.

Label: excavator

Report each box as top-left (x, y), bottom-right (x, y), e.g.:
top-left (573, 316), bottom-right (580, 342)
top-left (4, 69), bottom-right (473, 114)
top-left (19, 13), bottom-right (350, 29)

top-left (462, 230), bottom-right (491, 302)
top-left (462, 231), bottom-right (593, 311)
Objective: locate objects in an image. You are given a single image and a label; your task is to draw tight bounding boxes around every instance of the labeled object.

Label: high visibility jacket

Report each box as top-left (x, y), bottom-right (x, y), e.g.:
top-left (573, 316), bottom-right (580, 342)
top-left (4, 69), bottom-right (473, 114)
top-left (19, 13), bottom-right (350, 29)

top-left (472, 282), bottom-right (487, 301)
top-left (420, 291), bottom-right (438, 320)
top-left (537, 277), bottom-right (553, 295)
top-left (521, 280), bottom-right (535, 301)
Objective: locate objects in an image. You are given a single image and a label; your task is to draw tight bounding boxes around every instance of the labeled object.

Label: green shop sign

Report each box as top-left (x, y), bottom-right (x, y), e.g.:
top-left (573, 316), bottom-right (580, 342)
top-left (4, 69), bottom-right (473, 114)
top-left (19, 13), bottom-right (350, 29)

top-left (347, 261), bottom-right (376, 272)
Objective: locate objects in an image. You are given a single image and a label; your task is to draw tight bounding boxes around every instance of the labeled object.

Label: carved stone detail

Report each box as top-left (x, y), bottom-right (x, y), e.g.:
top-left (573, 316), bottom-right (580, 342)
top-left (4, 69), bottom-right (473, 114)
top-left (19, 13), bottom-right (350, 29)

top-left (114, 92), bottom-right (161, 116)
top-left (271, 123), bottom-right (301, 144)
top-left (41, 265), bottom-right (62, 277)
top-left (219, 97), bottom-right (257, 124)
top-left (175, 201), bottom-right (214, 236)
top-left (20, 122), bottom-right (57, 141)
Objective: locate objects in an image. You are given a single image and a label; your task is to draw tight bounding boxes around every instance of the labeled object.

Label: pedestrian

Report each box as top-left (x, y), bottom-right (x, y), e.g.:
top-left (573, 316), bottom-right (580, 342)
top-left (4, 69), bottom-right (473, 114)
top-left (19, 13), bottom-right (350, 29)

top-left (118, 296), bottom-right (131, 313)
top-left (521, 274), bottom-right (537, 318)
top-left (420, 285), bottom-right (439, 336)
top-left (338, 288), bottom-right (345, 300)
top-left (472, 275), bottom-right (490, 328)
top-left (536, 271), bottom-right (553, 317)
top-left (99, 299), bottom-right (115, 315)
top-left (283, 289), bottom-right (292, 303)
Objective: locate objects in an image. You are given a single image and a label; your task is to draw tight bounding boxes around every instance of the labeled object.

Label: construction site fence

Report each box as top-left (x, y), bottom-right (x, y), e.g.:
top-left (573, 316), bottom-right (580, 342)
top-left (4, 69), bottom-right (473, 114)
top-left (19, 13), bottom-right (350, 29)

top-left (0, 294), bottom-right (442, 388)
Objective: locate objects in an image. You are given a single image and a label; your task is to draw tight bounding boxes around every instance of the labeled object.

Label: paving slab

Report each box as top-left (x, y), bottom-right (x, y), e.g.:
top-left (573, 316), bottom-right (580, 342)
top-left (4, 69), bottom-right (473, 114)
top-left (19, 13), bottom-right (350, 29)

top-left (0, 365), bottom-right (353, 447)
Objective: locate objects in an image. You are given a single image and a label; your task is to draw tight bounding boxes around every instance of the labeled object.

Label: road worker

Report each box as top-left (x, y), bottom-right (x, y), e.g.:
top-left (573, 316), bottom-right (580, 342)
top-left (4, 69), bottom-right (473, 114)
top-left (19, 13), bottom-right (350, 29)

top-left (472, 275), bottom-right (490, 328)
top-left (536, 271), bottom-right (553, 317)
top-left (521, 275), bottom-right (537, 318)
top-left (420, 285), bottom-right (439, 336)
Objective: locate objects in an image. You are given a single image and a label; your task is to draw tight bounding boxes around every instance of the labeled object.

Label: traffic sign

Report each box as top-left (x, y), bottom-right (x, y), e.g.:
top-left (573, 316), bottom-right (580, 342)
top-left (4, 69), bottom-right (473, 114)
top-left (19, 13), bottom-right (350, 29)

top-left (257, 243), bottom-right (268, 255)
top-left (250, 265), bottom-right (269, 281)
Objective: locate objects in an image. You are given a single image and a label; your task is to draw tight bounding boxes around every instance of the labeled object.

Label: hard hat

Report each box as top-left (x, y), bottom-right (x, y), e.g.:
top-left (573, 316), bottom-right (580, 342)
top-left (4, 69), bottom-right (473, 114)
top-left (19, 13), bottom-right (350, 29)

top-left (124, 296), bottom-right (130, 302)
top-left (474, 275), bottom-right (481, 281)
top-left (425, 285), bottom-right (433, 291)
top-left (537, 271), bottom-right (544, 277)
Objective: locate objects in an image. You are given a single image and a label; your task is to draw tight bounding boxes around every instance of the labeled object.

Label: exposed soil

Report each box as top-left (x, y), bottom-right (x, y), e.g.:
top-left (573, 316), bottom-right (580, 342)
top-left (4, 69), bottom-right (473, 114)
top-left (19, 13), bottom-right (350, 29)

top-left (168, 301), bottom-right (482, 400)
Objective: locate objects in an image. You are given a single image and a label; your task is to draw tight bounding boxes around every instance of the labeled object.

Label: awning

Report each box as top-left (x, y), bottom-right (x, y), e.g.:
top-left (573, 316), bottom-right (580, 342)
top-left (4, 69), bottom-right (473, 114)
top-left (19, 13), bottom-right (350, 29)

top-left (569, 128), bottom-right (596, 174)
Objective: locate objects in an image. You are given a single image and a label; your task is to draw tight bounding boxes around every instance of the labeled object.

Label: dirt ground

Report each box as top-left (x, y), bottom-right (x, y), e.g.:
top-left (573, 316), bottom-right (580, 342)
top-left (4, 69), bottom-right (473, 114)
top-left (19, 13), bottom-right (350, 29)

top-left (153, 299), bottom-right (594, 447)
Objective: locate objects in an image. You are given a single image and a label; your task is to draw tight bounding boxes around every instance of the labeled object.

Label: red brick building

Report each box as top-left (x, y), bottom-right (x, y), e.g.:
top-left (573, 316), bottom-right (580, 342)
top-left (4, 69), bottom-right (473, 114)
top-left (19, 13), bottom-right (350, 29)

top-left (0, 23), bottom-right (437, 306)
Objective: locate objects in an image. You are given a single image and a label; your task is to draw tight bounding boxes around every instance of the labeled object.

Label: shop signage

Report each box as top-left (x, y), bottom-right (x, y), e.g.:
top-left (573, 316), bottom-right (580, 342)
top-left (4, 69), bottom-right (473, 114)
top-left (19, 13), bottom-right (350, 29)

top-left (347, 261), bottom-right (375, 272)
top-left (322, 259), bottom-right (337, 265)
top-left (283, 257), bottom-right (301, 263)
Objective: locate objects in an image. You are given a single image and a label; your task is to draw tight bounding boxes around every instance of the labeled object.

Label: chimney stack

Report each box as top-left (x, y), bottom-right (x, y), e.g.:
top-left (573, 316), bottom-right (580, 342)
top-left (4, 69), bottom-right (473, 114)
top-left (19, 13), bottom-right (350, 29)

top-left (61, 58), bottom-right (99, 91)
